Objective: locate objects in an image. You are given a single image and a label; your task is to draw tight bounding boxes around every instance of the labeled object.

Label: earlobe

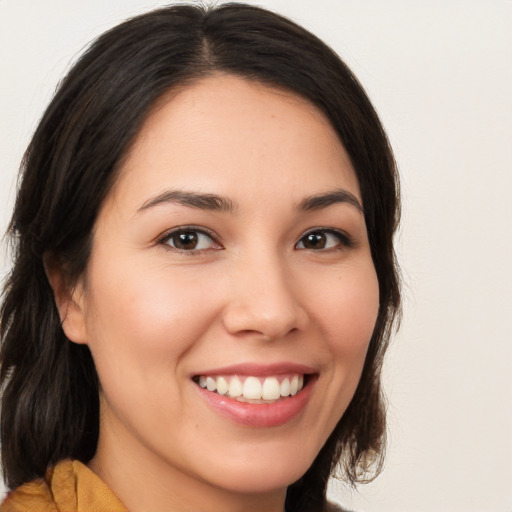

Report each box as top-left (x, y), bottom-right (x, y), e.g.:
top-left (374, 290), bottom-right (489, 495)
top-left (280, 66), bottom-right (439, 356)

top-left (43, 254), bottom-right (89, 345)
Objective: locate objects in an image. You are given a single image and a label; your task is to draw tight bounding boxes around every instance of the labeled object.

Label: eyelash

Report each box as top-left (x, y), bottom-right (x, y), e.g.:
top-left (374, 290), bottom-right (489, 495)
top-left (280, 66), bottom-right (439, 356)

top-left (157, 226), bottom-right (354, 254)
top-left (157, 226), bottom-right (221, 255)
top-left (296, 228), bottom-right (354, 251)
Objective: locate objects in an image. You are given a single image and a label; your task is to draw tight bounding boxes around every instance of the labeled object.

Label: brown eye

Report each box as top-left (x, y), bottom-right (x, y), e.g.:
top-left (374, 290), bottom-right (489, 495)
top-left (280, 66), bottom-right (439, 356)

top-left (296, 229), bottom-right (351, 251)
top-left (173, 231), bottom-right (198, 250)
top-left (163, 229), bottom-right (217, 251)
top-left (301, 232), bottom-right (328, 249)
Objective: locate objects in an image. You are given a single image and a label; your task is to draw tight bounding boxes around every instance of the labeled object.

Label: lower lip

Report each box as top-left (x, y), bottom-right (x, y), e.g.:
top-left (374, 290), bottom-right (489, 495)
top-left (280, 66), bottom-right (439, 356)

top-left (196, 378), bottom-right (315, 428)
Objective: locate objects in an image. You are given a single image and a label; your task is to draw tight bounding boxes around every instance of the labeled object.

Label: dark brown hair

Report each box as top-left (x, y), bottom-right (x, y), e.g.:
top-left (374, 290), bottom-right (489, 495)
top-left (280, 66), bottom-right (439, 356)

top-left (0, 4), bottom-right (400, 511)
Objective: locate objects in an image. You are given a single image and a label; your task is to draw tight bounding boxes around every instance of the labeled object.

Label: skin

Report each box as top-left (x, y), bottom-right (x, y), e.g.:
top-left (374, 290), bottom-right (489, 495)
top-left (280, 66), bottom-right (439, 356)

top-left (55, 75), bottom-right (380, 512)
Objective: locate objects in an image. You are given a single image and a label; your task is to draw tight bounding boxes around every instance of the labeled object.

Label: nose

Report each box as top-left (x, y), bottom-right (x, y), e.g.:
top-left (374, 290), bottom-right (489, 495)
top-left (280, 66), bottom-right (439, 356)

top-left (221, 251), bottom-right (309, 341)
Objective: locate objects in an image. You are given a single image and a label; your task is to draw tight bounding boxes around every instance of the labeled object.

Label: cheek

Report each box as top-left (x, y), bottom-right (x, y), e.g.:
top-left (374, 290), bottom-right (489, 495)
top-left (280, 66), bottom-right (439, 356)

top-left (81, 258), bottom-right (220, 376)
top-left (317, 262), bottom-right (380, 362)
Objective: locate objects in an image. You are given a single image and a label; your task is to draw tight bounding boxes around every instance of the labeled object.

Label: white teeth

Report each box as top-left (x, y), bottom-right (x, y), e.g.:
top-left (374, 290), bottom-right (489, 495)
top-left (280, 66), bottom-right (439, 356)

top-left (280, 378), bottom-right (291, 397)
top-left (290, 375), bottom-right (299, 396)
top-left (243, 377), bottom-right (262, 399)
top-left (197, 374), bottom-right (306, 401)
top-left (228, 376), bottom-right (243, 398)
top-left (216, 376), bottom-right (229, 395)
top-left (206, 376), bottom-right (217, 392)
top-left (261, 377), bottom-right (281, 400)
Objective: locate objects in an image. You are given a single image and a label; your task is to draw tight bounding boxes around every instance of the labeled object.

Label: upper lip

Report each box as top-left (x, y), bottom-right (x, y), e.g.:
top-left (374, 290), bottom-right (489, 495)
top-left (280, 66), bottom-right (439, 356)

top-left (192, 362), bottom-right (317, 377)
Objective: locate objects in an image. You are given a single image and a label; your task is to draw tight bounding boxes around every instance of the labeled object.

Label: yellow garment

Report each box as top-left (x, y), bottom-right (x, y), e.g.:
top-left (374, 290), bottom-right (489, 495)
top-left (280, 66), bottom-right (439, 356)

top-left (1, 459), bottom-right (127, 512)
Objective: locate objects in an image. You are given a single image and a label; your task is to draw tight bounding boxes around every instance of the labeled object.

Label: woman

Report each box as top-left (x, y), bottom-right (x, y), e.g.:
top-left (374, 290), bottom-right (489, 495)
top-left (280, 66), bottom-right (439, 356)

top-left (0, 3), bottom-right (400, 512)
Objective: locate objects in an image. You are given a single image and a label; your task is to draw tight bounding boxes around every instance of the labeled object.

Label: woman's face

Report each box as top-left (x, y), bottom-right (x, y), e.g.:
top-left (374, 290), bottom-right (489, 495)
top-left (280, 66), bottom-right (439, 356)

top-left (63, 75), bottom-right (379, 502)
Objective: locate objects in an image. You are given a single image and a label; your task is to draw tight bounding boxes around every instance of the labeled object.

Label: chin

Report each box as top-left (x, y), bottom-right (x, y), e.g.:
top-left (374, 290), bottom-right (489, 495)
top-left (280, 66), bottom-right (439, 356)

top-left (214, 467), bottom-right (306, 495)
top-left (197, 444), bottom-right (316, 495)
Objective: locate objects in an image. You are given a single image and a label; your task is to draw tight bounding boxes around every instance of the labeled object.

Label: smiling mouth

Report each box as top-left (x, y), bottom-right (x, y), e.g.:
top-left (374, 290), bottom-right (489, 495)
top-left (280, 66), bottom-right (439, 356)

top-left (193, 374), bottom-right (308, 403)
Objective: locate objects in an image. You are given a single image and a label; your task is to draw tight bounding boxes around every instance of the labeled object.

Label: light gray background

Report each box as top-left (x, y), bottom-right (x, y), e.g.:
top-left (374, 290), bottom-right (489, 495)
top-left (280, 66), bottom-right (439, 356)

top-left (1, 1), bottom-right (511, 510)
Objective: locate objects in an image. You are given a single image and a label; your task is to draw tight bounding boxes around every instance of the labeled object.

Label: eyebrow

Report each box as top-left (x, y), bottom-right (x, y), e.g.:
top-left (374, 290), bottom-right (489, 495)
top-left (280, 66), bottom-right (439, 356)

top-left (297, 189), bottom-right (364, 213)
top-left (136, 187), bottom-right (363, 215)
top-left (137, 190), bottom-right (236, 214)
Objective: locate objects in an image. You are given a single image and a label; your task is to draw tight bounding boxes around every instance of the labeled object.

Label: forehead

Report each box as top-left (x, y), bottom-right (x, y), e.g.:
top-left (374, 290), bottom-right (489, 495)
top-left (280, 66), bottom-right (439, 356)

top-left (110, 74), bottom-right (360, 211)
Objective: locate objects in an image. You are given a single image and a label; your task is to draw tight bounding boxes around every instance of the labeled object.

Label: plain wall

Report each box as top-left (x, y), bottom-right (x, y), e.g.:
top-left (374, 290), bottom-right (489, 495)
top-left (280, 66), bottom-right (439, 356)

top-left (1, 1), bottom-right (511, 510)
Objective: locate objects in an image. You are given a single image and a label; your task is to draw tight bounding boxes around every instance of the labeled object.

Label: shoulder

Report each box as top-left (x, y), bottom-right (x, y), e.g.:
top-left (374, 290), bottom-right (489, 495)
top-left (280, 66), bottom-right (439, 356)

top-left (1, 474), bottom-right (55, 512)
top-left (1, 459), bottom-right (126, 512)
top-left (1, 460), bottom-right (80, 512)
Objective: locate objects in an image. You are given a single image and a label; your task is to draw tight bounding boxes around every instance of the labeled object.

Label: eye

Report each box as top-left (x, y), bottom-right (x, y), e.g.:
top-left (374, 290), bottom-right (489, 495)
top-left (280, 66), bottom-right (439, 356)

top-left (296, 229), bottom-right (352, 251)
top-left (160, 228), bottom-right (220, 252)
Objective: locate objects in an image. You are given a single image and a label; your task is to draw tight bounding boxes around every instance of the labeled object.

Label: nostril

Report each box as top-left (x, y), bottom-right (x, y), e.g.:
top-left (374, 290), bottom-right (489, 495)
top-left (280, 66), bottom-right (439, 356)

top-left (221, 278), bottom-right (308, 340)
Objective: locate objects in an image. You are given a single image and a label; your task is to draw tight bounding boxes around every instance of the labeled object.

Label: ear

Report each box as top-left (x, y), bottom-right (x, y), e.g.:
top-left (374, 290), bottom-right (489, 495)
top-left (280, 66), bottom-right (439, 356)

top-left (43, 254), bottom-right (89, 345)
